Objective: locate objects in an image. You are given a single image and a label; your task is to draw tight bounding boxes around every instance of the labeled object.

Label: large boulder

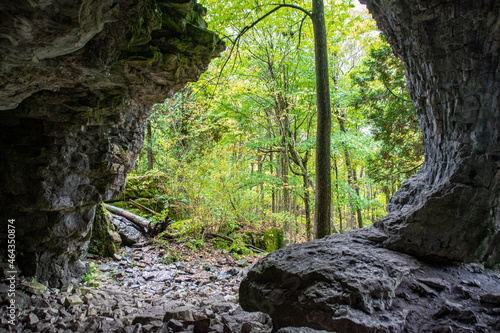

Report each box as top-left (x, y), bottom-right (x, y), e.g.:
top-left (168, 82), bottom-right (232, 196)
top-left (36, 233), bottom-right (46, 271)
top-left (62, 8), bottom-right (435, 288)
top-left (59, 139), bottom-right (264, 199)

top-left (0, 0), bottom-right (224, 286)
top-left (240, 228), bottom-right (500, 332)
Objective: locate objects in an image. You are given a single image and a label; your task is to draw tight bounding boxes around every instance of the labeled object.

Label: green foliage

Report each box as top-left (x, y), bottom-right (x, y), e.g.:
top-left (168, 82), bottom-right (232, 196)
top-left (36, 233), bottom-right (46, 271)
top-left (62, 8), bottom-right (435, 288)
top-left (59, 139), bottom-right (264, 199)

top-left (82, 263), bottom-right (99, 283)
top-left (211, 238), bottom-right (230, 251)
top-left (129, 0), bottom-right (422, 244)
top-left (349, 35), bottom-right (423, 197)
top-left (229, 238), bottom-right (253, 256)
top-left (185, 238), bottom-right (205, 252)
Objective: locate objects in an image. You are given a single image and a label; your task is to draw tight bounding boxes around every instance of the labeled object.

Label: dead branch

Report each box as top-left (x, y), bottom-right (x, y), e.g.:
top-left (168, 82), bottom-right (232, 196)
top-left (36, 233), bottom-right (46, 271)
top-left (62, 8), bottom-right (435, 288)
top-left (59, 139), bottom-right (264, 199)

top-left (129, 199), bottom-right (162, 217)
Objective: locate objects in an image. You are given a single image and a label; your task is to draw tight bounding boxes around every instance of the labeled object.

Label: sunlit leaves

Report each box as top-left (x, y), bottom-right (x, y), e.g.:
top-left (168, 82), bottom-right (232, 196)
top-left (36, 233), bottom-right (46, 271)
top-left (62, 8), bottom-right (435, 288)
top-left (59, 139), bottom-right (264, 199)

top-left (348, 35), bottom-right (423, 196)
top-left (131, 1), bottom-right (422, 240)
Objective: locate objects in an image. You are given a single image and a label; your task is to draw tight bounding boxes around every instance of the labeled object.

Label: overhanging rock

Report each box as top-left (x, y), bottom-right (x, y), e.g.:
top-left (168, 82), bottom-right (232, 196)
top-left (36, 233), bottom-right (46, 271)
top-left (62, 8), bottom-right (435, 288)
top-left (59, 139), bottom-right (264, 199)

top-left (360, 0), bottom-right (500, 266)
top-left (0, 0), bottom-right (224, 287)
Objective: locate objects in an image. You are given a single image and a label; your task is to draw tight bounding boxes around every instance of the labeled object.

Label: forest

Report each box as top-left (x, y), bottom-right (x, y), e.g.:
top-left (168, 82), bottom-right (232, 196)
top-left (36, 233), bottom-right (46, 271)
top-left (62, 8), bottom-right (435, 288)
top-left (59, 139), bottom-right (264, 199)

top-left (117, 0), bottom-right (423, 251)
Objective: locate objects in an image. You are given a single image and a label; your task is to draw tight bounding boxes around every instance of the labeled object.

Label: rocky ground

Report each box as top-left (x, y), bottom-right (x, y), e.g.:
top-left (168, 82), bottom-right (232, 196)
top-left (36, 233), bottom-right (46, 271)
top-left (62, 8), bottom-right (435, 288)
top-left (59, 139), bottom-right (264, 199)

top-left (0, 244), bottom-right (282, 333)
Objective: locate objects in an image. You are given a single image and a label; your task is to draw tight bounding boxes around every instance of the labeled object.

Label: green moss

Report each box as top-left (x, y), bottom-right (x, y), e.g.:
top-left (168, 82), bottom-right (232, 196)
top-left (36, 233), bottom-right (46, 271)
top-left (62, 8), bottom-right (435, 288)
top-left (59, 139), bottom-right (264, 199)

top-left (229, 238), bottom-right (253, 256)
top-left (115, 175), bottom-right (178, 211)
top-left (120, 45), bottom-right (165, 67)
top-left (265, 228), bottom-right (283, 251)
top-left (128, 0), bottom-right (162, 47)
top-left (108, 174), bottom-right (189, 221)
top-left (186, 9), bottom-right (203, 27)
top-left (109, 0), bottom-right (223, 81)
top-left (88, 203), bottom-right (121, 257)
top-left (244, 228), bottom-right (283, 253)
top-left (186, 23), bottom-right (218, 47)
top-left (161, 14), bottom-right (182, 34)
top-left (116, 174), bottom-right (169, 200)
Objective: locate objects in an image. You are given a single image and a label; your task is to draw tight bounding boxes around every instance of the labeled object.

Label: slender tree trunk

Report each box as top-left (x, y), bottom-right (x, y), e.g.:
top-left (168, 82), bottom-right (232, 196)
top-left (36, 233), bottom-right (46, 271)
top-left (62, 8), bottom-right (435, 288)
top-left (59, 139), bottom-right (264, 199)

top-left (303, 176), bottom-right (312, 241)
top-left (333, 156), bottom-right (343, 233)
top-left (270, 151), bottom-right (276, 218)
top-left (312, 0), bottom-right (332, 239)
top-left (370, 183), bottom-right (374, 223)
top-left (385, 188), bottom-right (390, 212)
top-left (146, 119), bottom-right (154, 170)
top-left (336, 110), bottom-right (363, 229)
top-left (292, 193), bottom-right (297, 243)
top-left (352, 166), bottom-right (363, 229)
top-left (282, 145), bottom-right (291, 247)
top-left (258, 155), bottom-right (264, 221)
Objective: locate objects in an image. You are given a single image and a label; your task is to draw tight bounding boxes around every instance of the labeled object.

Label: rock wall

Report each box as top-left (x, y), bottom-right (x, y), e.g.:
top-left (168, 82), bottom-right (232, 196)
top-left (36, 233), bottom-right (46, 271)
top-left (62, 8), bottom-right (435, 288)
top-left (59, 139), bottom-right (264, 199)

top-left (0, 0), bottom-right (224, 286)
top-left (360, 0), bottom-right (500, 266)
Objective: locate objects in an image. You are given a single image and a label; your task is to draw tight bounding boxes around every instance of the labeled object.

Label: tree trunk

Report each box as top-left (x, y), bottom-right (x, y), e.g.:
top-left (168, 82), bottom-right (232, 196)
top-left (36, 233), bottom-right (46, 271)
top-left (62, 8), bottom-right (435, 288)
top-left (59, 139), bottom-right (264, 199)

top-left (270, 150), bottom-right (276, 218)
top-left (292, 194), bottom-right (297, 243)
top-left (312, 0), bottom-right (332, 239)
top-left (258, 154), bottom-right (264, 221)
top-left (336, 110), bottom-right (363, 229)
top-left (282, 144), bottom-right (291, 247)
top-left (351, 165), bottom-right (363, 229)
top-left (303, 176), bottom-right (312, 241)
top-left (146, 119), bottom-right (154, 171)
top-left (333, 156), bottom-right (343, 233)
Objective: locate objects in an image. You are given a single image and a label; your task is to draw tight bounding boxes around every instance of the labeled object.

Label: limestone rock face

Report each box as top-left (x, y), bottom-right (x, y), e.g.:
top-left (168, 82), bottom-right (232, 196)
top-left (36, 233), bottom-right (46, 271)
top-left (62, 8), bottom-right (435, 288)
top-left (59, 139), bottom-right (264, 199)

top-left (359, 0), bottom-right (500, 265)
top-left (240, 228), bottom-right (500, 332)
top-left (0, 0), bottom-right (224, 286)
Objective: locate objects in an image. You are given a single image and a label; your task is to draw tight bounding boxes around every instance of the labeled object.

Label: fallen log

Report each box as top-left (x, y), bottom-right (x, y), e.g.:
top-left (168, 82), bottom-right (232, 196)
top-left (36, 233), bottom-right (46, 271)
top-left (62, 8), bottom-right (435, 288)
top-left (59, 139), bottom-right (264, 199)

top-left (105, 203), bottom-right (179, 239)
top-left (104, 203), bottom-right (150, 233)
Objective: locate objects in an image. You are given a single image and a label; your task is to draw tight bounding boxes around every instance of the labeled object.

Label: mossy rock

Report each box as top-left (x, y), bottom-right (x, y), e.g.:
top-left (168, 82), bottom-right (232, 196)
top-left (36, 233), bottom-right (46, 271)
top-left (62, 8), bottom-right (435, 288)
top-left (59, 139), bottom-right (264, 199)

top-left (110, 174), bottom-right (190, 221)
top-left (21, 281), bottom-right (47, 295)
top-left (229, 238), bottom-right (253, 256)
top-left (115, 174), bottom-right (170, 201)
top-left (263, 228), bottom-right (283, 252)
top-left (244, 228), bottom-right (283, 253)
top-left (89, 203), bottom-right (121, 257)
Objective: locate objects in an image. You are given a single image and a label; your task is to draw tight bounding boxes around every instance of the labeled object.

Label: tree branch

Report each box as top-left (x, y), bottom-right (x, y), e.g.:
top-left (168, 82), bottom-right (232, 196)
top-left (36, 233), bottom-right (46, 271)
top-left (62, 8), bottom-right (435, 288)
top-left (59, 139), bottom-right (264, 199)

top-left (383, 81), bottom-right (410, 102)
top-left (216, 3), bottom-right (312, 88)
